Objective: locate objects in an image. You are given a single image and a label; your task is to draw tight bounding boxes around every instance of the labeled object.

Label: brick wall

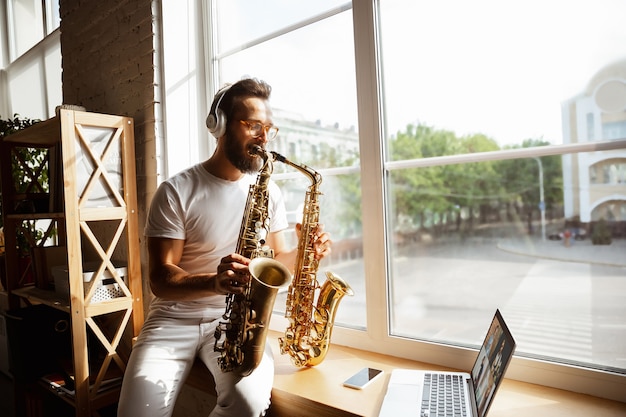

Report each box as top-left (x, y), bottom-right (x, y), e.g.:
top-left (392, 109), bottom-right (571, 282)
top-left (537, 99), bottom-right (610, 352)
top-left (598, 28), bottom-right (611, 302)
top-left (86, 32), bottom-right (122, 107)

top-left (58, 0), bottom-right (158, 311)
top-left (55, 3), bottom-right (214, 414)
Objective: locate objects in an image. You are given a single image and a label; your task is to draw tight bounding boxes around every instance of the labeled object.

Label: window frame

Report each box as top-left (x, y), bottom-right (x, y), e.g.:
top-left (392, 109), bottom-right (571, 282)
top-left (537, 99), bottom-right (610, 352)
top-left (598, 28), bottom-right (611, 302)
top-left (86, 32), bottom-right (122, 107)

top-left (4, 0), bottom-right (59, 63)
top-left (0, 0), bottom-right (61, 119)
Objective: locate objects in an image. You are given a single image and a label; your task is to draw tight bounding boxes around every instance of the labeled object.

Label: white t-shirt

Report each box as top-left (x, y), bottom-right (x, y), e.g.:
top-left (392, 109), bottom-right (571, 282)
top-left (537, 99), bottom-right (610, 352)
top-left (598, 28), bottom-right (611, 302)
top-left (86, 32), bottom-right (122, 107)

top-left (144, 163), bottom-right (288, 317)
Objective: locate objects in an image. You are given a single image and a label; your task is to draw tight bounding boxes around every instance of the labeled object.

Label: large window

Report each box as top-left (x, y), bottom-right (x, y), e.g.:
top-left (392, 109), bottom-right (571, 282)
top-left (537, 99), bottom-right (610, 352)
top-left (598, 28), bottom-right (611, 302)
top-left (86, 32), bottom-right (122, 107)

top-left (162, 0), bottom-right (626, 401)
top-left (4, 0), bottom-right (59, 62)
top-left (0, 0), bottom-right (61, 120)
top-left (378, 0), bottom-right (626, 376)
top-left (209, 0), bottom-right (365, 328)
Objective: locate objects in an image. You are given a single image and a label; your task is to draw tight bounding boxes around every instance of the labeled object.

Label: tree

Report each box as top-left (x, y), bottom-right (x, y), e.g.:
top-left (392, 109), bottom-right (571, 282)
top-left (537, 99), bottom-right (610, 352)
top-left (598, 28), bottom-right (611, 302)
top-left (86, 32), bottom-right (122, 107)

top-left (389, 125), bottom-right (505, 234)
top-left (501, 138), bottom-right (563, 230)
top-left (388, 124), bottom-right (565, 239)
top-left (389, 125), bottom-right (451, 233)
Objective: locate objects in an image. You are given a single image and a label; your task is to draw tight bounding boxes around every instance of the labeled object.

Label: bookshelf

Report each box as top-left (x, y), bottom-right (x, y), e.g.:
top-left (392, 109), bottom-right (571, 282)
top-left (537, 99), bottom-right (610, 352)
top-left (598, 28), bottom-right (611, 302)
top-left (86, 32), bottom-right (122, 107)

top-left (0, 109), bottom-right (144, 416)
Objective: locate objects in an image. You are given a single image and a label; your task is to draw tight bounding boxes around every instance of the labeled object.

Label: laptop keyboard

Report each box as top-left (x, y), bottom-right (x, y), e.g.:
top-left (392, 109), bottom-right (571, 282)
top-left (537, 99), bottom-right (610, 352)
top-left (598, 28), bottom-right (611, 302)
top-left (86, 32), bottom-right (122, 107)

top-left (420, 373), bottom-right (468, 417)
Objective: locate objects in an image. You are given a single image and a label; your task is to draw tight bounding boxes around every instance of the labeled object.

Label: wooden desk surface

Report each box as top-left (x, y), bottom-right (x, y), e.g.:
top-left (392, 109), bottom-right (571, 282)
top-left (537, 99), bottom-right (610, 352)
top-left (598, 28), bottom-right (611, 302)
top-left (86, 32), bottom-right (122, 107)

top-left (266, 332), bottom-right (626, 417)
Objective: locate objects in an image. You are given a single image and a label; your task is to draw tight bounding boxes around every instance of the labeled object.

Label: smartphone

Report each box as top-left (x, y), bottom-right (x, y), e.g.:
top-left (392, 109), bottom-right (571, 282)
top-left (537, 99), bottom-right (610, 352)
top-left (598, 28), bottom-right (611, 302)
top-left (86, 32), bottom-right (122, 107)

top-left (343, 367), bottom-right (384, 390)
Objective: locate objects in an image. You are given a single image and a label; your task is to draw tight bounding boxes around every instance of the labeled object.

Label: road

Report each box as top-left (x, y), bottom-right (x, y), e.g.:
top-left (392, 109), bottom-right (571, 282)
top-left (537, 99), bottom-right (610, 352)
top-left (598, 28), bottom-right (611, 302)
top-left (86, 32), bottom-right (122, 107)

top-left (317, 236), bottom-right (626, 372)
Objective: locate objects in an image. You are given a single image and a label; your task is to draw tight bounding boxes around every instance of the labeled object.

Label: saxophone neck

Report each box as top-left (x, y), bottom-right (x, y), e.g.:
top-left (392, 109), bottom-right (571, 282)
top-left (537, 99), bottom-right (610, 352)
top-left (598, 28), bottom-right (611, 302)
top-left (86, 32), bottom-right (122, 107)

top-left (270, 151), bottom-right (321, 186)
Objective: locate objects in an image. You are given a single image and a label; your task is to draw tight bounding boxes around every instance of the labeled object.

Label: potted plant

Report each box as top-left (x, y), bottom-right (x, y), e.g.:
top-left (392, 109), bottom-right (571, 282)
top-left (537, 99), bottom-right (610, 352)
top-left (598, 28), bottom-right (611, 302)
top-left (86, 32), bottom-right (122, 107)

top-left (1, 114), bottom-right (43, 288)
top-left (1, 114), bottom-right (44, 215)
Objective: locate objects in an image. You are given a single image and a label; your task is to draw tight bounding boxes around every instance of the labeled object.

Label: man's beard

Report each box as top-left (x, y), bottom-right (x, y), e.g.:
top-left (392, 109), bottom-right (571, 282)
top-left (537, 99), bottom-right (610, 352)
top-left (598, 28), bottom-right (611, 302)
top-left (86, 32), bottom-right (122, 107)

top-left (224, 136), bottom-right (263, 174)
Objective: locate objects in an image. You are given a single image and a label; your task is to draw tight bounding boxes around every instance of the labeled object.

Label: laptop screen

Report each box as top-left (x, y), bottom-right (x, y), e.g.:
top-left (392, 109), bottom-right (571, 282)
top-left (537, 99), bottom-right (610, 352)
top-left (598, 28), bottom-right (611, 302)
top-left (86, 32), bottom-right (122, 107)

top-left (470, 309), bottom-right (516, 417)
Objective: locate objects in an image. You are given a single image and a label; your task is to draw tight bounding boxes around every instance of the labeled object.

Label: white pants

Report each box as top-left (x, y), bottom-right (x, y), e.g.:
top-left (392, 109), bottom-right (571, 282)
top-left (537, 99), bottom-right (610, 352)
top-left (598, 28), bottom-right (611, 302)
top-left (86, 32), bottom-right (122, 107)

top-left (117, 309), bottom-right (273, 417)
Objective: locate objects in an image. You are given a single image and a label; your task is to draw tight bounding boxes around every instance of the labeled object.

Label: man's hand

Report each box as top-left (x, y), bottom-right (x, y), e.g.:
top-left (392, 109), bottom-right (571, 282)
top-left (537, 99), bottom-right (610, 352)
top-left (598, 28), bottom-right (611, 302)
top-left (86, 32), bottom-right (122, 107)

top-left (296, 223), bottom-right (333, 260)
top-left (214, 253), bottom-right (251, 294)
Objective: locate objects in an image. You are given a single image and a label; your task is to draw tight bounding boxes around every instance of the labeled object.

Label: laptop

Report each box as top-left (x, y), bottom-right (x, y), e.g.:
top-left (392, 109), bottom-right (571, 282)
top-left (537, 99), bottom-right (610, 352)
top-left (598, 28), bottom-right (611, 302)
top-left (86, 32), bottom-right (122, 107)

top-left (378, 309), bottom-right (516, 417)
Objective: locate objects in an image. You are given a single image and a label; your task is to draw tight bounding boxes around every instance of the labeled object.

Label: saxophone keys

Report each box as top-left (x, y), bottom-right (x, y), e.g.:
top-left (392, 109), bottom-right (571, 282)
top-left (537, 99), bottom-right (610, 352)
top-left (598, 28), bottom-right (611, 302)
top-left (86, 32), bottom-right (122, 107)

top-left (309, 346), bottom-right (322, 359)
top-left (293, 352), bottom-right (308, 367)
top-left (246, 329), bottom-right (255, 342)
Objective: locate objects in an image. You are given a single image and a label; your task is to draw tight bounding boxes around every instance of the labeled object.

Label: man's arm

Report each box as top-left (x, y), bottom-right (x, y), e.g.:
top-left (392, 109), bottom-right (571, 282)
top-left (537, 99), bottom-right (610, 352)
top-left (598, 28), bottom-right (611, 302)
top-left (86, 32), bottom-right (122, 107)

top-left (147, 236), bottom-right (249, 300)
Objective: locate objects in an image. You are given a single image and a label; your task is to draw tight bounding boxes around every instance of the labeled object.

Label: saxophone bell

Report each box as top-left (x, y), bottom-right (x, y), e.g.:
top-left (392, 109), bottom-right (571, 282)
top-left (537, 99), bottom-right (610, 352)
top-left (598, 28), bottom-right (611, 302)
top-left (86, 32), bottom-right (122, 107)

top-left (249, 257), bottom-right (292, 289)
top-left (230, 257), bottom-right (291, 376)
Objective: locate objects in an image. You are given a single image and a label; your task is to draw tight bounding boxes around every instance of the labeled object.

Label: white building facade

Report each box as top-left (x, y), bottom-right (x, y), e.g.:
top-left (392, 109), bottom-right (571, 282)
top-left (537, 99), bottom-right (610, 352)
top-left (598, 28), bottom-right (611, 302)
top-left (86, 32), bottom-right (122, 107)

top-left (561, 59), bottom-right (626, 232)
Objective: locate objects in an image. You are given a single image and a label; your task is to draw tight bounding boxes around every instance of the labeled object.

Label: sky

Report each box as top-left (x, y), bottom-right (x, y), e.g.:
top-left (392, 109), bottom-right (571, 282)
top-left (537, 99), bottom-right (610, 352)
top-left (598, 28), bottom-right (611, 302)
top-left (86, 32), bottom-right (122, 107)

top-left (377, 0), bottom-right (626, 146)
top-left (216, 0), bottom-right (626, 147)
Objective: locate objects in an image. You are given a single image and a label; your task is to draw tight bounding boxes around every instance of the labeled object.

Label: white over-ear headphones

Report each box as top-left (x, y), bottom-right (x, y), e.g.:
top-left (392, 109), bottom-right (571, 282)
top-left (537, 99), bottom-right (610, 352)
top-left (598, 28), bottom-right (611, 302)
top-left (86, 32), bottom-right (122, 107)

top-left (206, 84), bottom-right (232, 138)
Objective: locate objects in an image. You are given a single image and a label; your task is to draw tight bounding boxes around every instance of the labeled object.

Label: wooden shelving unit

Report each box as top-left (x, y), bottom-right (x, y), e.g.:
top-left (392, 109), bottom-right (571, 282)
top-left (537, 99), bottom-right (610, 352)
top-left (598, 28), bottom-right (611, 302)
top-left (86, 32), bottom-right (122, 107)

top-left (0, 109), bottom-right (144, 416)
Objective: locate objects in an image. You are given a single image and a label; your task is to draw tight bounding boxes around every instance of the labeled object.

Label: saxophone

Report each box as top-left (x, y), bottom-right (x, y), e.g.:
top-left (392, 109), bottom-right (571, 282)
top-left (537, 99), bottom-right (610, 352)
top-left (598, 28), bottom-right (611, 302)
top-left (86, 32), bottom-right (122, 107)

top-left (272, 152), bottom-right (354, 367)
top-left (214, 145), bottom-right (292, 376)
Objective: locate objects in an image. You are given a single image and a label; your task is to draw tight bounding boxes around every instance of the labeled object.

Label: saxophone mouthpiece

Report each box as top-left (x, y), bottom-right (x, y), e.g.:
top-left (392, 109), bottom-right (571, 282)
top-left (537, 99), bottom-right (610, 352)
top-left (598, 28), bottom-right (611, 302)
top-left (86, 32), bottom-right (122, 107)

top-left (249, 145), bottom-right (265, 158)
